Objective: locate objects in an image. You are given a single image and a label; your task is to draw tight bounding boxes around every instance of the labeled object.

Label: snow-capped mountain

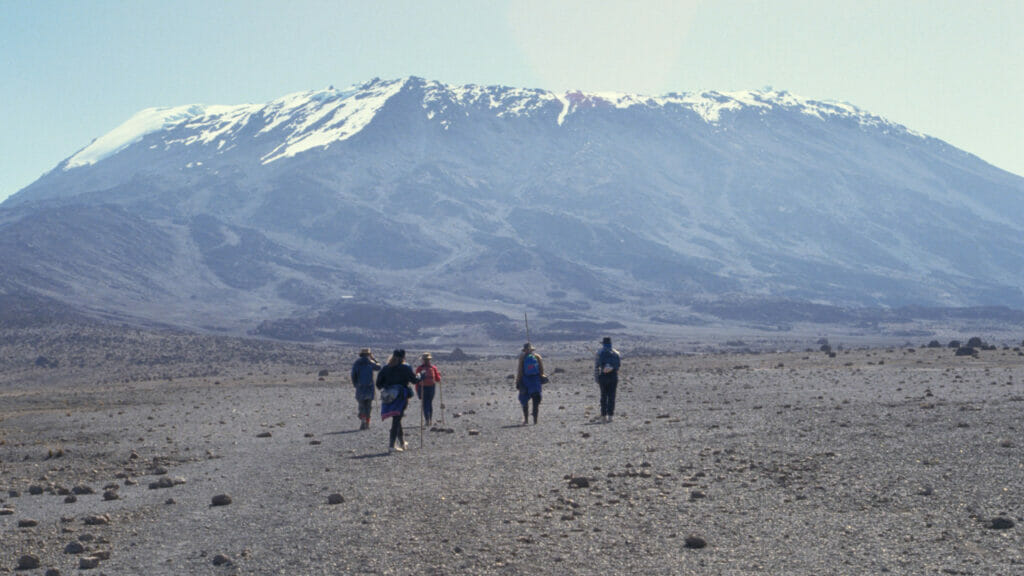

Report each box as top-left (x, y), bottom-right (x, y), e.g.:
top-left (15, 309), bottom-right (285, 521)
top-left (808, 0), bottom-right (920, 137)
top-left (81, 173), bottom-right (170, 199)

top-left (3, 77), bottom-right (1023, 340)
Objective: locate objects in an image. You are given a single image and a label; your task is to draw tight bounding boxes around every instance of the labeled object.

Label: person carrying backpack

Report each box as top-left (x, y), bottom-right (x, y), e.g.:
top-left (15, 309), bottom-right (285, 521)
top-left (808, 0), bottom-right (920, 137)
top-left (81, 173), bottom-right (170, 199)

top-left (594, 336), bottom-right (621, 423)
top-left (350, 348), bottom-right (382, 430)
top-left (415, 352), bottom-right (441, 427)
top-left (376, 349), bottom-right (420, 453)
top-left (515, 342), bottom-right (546, 425)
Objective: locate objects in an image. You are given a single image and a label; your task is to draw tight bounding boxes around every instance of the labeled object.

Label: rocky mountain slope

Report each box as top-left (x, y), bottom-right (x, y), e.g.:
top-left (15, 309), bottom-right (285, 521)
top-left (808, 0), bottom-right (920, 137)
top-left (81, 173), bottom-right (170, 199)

top-left (2, 77), bottom-right (1023, 340)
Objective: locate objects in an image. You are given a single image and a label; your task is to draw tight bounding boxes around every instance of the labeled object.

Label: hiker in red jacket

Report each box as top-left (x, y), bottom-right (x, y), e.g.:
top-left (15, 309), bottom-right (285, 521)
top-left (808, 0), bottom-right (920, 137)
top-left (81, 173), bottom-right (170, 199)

top-left (415, 352), bottom-right (441, 427)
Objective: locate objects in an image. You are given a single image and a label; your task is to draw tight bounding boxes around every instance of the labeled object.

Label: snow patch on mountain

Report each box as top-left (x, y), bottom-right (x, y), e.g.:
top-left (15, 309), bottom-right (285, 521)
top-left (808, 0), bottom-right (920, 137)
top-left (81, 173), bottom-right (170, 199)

top-left (260, 80), bottom-right (405, 163)
top-left (66, 104), bottom-right (209, 168)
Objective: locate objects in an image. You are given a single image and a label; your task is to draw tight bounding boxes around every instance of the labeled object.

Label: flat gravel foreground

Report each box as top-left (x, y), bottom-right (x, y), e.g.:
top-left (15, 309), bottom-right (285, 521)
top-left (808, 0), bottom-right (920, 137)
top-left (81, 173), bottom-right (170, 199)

top-left (2, 339), bottom-right (1022, 575)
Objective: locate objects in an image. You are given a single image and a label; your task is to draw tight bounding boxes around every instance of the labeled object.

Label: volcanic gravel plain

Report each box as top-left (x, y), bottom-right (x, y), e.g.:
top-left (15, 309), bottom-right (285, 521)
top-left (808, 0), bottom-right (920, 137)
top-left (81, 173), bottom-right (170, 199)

top-left (1, 326), bottom-right (1022, 575)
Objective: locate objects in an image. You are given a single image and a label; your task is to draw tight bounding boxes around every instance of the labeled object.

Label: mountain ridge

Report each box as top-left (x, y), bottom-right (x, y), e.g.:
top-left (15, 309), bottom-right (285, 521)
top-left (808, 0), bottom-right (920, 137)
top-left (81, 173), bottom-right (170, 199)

top-left (3, 77), bottom-right (1023, 341)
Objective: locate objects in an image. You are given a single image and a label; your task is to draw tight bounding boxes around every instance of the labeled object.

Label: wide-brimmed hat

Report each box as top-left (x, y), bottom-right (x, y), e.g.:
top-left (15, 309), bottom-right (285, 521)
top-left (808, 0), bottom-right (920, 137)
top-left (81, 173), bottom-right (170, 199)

top-left (359, 348), bottom-right (372, 356)
top-left (522, 342), bottom-right (535, 352)
top-left (421, 352), bottom-right (432, 360)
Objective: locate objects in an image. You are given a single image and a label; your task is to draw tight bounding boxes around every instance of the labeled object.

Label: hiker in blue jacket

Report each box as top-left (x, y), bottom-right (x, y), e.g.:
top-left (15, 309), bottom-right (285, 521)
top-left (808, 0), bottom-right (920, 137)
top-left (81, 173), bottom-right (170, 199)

top-left (350, 348), bottom-right (381, 430)
top-left (515, 342), bottom-right (547, 425)
top-left (594, 336), bottom-right (621, 423)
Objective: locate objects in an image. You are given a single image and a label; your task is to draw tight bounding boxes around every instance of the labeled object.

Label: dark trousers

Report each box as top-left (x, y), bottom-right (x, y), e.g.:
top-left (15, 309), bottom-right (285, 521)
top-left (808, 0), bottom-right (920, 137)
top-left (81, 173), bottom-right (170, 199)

top-left (420, 385), bottom-right (435, 421)
top-left (389, 414), bottom-right (405, 447)
top-left (520, 391), bottom-right (541, 422)
top-left (598, 374), bottom-right (618, 416)
top-left (357, 399), bottom-right (373, 420)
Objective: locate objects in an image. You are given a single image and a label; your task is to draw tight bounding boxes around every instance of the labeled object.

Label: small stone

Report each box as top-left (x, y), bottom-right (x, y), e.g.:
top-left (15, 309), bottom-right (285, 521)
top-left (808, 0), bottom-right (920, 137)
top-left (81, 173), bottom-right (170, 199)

top-left (44, 569), bottom-right (62, 576)
top-left (65, 541), bottom-right (86, 554)
top-left (211, 494), bottom-right (232, 506)
top-left (256, 431), bottom-right (272, 438)
top-left (684, 535), bottom-right (708, 549)
top-left (467, 429), bottom-right (480, 436)
top-left (82, 514), bottom-right (110, 526)
top-left (988, 516), bottom-right (1015, 530)
top-left (16, 555), bottom-right (41, 570)
top-left (103, 491), bottom-right (119, 501)
top-left (28, 485), bottom-right (44, 495)
top-left (327, 493), bottom-right (345, 505)
top-left (212, 554), bottom-right (233, 566)
top-left (79, 556), bottom-right (100, 569)
top-left (72, 485), bottom-right (95, 495)
top-left (689, 490), bottom-right (707, 501)
top-left (0, 507), bottom-right (14, 515)
top-left (164, 498), bottom-right (176, 505)
top-left (568, 477), bottom-right (590, 489)
top-left (17, 518), bottom-right (38, 527)
top-left (64, 495), bottom-right (77, 504)
top-left (148, 477), bottom-right (175, 490)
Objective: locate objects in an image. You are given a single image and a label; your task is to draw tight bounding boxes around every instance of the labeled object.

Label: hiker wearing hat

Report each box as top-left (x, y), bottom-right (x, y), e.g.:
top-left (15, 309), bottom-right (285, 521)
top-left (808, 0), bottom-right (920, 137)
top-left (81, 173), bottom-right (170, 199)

top-left (415, 353), bottom-right (442, 427)
top-left (376, 349), bottom-right (421, 453)
top-left (350, 348), bottom-right (382, 430)
top-left (515, 342), bottom-right (547, 425)
top-left (594, 337), bottom-right (621, 423)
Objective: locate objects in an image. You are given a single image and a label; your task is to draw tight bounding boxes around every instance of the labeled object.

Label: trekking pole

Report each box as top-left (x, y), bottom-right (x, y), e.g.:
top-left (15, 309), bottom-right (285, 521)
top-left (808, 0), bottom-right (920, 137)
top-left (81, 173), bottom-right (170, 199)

top-left (524, 312), bottom-right (531, 343)
top-left (437, 378), bottom-right (445, 425)
top-left (419, 390), bottom-right (425, 449)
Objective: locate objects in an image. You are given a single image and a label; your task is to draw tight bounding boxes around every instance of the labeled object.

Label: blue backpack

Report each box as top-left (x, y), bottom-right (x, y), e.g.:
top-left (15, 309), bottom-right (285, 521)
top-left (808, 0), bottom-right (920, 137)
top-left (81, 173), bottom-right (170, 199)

top-left (523, 353), bottom-right (540, 376)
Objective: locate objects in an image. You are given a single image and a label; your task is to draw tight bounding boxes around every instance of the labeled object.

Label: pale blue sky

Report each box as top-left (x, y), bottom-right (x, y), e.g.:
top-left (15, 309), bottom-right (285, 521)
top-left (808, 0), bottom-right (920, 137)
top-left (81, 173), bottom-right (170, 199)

top-left (2, 0), bottom-right (1021, 203)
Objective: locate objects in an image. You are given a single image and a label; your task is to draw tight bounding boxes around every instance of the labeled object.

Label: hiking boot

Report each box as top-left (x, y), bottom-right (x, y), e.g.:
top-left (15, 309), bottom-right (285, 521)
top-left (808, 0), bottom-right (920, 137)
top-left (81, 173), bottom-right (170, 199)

top-left (394, 443), bottom-right (404, 452)
top-left (607, 415), bottom-right (613, 423)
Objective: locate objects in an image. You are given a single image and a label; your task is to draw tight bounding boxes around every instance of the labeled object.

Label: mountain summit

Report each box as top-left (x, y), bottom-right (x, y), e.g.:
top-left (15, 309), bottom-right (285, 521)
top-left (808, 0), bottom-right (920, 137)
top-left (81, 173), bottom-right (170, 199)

top-left (3, 77), bottom-right (1023, 340)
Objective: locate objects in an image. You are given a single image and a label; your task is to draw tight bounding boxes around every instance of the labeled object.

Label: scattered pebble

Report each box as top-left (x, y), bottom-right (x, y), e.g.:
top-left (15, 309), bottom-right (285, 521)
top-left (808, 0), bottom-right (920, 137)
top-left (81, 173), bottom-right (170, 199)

top-left (212, 554), bottom-right (233, 566)
top-left (79, 556), bottom-right (101, 570)
top-left (327, 493), bottom-right (345, 505)
top-left (988, 516), bottom-right (1015, 530)
top-left (16, 554), bottom-right (41, 570)
top-left (684, 535), bottom-right (708, 549)
top-left (17, 518), bottom-right (38, 528)
top-left (65, 541), bottom-right (86, 554)
top-left (568, 477), bottom-right (590, 489)
top-left (83, 514), bottom-right (110, 526)
top-left (211, 494), bottom-right (233, 507)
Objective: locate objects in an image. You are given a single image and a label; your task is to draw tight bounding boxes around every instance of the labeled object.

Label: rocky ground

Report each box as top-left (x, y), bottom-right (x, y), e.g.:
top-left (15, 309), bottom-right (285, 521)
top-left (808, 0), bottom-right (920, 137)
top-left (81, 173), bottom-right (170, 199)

top-left (1, 327), bottom-right (1022, 575)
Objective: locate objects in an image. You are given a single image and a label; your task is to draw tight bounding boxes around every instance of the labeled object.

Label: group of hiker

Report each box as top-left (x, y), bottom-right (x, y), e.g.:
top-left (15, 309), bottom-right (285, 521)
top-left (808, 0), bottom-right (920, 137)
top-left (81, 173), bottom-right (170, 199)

top-left (349, 337), bottom-right (622, 453)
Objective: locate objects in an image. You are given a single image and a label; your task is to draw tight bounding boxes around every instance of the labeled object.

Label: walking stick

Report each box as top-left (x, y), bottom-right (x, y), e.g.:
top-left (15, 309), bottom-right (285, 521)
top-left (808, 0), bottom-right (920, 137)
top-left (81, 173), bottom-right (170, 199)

top-left (438, 378), bottom-right (445, 425)
top-left (419, 388), bottom-right (424, 449)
